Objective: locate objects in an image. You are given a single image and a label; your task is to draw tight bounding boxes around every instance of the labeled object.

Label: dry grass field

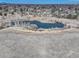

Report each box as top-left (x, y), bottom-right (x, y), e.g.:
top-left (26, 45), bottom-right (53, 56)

top-left (0, 28), bottom-right (79, 58)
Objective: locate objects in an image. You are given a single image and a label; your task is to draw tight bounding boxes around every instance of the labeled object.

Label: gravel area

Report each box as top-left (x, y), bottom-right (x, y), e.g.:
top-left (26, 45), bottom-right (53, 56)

top-left (0, 30), bottom-right (79, 58)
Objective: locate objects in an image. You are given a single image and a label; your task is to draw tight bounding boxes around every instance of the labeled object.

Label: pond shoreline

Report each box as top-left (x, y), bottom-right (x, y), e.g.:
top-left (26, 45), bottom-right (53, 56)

top-left (0, 27), bottom-right (78, 34)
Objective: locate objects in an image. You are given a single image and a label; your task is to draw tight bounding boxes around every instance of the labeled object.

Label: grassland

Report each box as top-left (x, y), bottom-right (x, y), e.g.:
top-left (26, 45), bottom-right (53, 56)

top-left (0, 28), bottom-right (79, 58)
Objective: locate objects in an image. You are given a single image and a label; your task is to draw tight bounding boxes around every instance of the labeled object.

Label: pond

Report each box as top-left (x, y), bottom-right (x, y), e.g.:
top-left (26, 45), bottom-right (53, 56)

top-left (10, 20), bottom-right (65, 29)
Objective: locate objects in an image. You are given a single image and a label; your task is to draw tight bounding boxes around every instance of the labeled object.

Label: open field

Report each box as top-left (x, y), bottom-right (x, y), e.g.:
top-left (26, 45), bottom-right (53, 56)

top-left (0, 29), bottom-right (79, 58)
top-left (0, 16), bottom-right (79, 58)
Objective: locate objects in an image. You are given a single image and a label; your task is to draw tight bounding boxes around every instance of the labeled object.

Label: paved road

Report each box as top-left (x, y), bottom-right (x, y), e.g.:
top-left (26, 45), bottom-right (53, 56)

top-left (0, 30), bottom-right (79, 58)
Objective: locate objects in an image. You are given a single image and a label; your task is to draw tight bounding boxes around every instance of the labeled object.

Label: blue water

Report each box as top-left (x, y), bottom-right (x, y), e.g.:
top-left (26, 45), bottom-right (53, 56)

top-left (23, 20), bottom-right (64, 29)
top-left (11, 20), bottom-right (64, 29)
